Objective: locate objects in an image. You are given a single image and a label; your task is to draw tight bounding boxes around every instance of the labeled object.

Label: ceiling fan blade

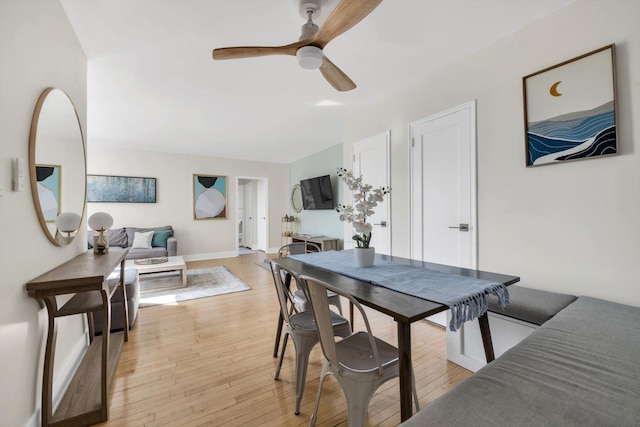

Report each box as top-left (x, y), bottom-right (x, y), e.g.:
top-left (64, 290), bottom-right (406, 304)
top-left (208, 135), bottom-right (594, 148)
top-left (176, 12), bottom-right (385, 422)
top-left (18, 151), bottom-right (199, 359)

top-left (319, 56), bottom-right (356, 92)
top-left (311, 0), bottom-right (383, 49)
top-left (212, 41), bottom-right (304, 60)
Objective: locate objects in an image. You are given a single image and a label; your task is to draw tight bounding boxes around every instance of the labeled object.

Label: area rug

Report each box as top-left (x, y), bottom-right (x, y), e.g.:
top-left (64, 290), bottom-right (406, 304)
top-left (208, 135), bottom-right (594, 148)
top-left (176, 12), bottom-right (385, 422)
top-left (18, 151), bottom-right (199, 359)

top-left (139, 266), bottom-right (250, 307)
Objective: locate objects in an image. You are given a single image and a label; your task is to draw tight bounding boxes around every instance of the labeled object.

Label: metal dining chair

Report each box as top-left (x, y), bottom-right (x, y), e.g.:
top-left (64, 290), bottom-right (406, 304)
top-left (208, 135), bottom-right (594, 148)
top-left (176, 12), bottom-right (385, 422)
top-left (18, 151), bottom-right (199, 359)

top-left (270, 262), bottom-right (351, 415)
top-left (297, 274), bottom-right (420, 427)
top-left (273, 242), bottom-right (345, 358)
top-left (279, 242), bottom-right (344, 314)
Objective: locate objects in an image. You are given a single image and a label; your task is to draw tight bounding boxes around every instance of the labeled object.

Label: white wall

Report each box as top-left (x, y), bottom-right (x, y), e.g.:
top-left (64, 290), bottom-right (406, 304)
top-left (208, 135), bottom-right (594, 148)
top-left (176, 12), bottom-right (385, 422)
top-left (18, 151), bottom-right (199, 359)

top-left (344, 0), bottom-right (640, 306)
top-left (87, 146), bottom-right (289, 257)
top-left (289, 143), bottom-right (344, 241)
top-left (0, 1), bottom-right (88, 425)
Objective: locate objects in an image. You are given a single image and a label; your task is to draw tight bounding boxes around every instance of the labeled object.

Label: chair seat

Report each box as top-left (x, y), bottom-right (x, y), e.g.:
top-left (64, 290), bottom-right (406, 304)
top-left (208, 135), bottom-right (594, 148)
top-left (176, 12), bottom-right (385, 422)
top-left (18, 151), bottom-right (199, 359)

top-left (290, 309), bottom-right (349, 331)
top-left (336, 331), bottom-right (399, 372)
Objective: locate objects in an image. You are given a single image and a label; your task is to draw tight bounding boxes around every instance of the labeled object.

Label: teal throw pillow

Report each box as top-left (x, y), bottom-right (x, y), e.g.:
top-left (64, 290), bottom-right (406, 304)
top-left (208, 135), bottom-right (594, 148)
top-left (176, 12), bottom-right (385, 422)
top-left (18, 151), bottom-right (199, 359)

top-left (151, 230), bottom-right (172, 248)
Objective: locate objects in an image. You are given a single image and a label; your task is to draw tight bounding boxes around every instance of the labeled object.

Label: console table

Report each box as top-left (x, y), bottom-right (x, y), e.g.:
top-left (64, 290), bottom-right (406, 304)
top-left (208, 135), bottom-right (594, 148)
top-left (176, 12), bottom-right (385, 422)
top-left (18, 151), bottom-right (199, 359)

top-left (291, 234), bottom-right (338, 252)
top-left (26, 248), bottom-right (129, 427)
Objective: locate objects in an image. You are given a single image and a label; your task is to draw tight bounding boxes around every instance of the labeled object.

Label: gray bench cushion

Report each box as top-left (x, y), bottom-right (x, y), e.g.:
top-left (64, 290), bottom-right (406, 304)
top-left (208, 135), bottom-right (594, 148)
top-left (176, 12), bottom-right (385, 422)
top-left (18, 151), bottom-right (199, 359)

top-left (401, 296), bottom-right (640, 426)
top-left (488, 285), bottom-right (576, 325)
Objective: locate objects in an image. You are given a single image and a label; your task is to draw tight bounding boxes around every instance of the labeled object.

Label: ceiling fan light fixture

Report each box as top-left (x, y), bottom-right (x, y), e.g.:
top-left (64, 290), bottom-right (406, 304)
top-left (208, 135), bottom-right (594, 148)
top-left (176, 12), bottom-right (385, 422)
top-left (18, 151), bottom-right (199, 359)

top-left (296, 46), bottom-right (324, 70)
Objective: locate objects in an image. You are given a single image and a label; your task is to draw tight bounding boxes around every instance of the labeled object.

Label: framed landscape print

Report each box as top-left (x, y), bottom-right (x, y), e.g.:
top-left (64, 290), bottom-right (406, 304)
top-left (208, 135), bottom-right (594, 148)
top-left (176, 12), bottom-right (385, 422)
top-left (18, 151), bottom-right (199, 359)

top-left (36, 164), bottom-right (61, 222)
top-left (193, 174), bottom-right (227, 219)
top-left (523, 44), bottom-right (617, 167)
top-left (87, 175), bottom-right (156, 203)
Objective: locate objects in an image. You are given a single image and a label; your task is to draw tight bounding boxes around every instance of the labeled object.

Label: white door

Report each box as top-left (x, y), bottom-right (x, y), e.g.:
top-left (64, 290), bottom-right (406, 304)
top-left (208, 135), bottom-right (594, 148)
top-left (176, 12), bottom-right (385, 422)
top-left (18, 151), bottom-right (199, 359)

top-left (244, 182), bottom-right (254, 248)
top-left (410, 101), bottom-right (477, 325)
top-left (352, 131), bottom-right (391, 254)
top-left (256, 179), bottom-right (268, 252)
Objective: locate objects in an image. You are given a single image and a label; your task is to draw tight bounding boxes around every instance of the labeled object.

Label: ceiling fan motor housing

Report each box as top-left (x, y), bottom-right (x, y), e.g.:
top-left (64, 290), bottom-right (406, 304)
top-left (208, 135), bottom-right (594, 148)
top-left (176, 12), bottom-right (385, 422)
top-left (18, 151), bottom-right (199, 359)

top-left (297, 46), bottom-right (324, 69)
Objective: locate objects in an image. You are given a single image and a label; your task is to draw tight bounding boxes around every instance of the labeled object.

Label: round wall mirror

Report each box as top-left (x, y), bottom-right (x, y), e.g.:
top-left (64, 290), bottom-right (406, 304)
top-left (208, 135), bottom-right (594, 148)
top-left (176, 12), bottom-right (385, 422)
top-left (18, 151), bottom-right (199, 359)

top-left (291, 183), bottom-right (303, 213)
top-left (29, 88), bottom-right (87, 246)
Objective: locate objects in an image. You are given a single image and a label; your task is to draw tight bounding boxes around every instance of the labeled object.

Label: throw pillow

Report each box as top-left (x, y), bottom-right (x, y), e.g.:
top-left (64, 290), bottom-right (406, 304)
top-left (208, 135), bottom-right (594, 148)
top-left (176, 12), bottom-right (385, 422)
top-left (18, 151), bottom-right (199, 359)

top-left (151, 230), bottom-right (172, 248)
top-left (131, 231), bottom-right (154, 249)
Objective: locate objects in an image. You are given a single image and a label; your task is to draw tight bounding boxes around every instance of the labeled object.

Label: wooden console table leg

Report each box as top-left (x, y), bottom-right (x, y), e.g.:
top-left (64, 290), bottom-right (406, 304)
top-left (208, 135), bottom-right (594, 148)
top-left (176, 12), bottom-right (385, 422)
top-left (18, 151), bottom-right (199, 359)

top-left (118, 259), bottom-right (129, 340)
top-left (87, 312), bottom-right (95, 342)
top-left (100, 290), bottom-right (111, 420)
top-left (41, 297), bottom-right (58, 427)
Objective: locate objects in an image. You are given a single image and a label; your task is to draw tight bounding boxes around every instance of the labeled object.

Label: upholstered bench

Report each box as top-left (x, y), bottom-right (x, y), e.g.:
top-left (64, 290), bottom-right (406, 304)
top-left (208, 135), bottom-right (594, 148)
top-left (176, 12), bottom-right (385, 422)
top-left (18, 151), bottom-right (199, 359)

top-left (487, 285), bottom-right (577, 325)
top-left (94, 268), bottom-right (140, 334)
top-left (402, 296), bottom-right (640, 426)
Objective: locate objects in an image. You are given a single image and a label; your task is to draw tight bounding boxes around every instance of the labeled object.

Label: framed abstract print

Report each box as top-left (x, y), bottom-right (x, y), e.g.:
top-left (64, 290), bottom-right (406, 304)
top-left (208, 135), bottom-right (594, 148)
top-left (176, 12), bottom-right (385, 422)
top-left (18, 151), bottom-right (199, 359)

top-left (523, 44), bottom-right (617, 167)
top-left (193, 174), bottom-right (227, 219)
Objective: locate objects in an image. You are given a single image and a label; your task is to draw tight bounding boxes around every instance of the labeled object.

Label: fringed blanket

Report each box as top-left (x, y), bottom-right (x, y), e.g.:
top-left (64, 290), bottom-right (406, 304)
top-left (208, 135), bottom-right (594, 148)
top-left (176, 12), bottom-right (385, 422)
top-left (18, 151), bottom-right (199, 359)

top-left (290, 251), bottom-right (509, 331)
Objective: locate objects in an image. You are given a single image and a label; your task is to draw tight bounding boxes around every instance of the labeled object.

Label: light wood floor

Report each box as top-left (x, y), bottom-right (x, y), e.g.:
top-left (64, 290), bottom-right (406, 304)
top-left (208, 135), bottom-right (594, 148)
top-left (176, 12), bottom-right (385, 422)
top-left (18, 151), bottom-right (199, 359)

top-left (97, 252), bottom-right (472, 426)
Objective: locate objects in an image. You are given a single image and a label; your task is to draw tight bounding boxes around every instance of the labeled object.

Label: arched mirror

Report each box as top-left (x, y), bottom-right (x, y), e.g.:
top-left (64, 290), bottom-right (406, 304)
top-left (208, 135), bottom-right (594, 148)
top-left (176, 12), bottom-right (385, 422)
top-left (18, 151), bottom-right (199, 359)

top-left (291, 183), bottom-right (303, 213)
top-left (29, 88), bottom-right (87, 246)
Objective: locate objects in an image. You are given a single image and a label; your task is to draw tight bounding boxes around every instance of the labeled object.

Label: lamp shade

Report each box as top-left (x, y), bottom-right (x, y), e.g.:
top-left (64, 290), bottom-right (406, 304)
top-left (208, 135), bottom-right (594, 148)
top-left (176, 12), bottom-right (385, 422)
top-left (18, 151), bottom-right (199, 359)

top-left (88, 212), bottom-right (113, 231)
top-left (55, 212), bottom-right (81, 233)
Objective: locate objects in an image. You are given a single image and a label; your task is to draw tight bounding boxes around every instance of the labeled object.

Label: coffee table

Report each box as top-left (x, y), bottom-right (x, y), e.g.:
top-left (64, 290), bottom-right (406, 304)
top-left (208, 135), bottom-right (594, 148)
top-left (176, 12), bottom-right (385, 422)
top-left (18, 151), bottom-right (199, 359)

top-left (126, 255), bottom-right (187, 287)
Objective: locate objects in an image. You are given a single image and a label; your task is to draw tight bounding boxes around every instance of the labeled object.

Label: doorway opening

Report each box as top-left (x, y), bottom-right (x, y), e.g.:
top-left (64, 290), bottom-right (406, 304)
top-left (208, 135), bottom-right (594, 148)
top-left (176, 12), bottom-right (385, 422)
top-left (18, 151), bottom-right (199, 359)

top-left (236, 177), bottom-right (269, 255)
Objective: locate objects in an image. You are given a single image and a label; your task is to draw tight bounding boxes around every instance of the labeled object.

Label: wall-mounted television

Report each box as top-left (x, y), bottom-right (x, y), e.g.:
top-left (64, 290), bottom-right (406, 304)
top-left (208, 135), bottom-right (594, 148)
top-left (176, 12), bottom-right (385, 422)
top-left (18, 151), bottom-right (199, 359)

top-left (300, 174), bottom-right (334, 210)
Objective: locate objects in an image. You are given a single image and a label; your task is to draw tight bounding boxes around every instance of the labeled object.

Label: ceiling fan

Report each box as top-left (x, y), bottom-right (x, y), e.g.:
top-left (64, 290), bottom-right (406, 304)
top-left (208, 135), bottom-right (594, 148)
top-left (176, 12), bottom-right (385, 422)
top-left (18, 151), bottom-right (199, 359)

top-left (212, 0), bottom-right (383, 92)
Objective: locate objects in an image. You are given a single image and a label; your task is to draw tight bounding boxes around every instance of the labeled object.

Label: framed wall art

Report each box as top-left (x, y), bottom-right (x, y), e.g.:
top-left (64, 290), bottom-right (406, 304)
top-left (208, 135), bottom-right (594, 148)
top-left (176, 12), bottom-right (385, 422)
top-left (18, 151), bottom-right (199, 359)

top-left (36, 164), bottom-right (61, 222)
top-left (87, 175), bottom-right (156, 203)
top-left (193, 174), bottom-right (227, 219)
top-left (523, 44), bottom-right (617, 167)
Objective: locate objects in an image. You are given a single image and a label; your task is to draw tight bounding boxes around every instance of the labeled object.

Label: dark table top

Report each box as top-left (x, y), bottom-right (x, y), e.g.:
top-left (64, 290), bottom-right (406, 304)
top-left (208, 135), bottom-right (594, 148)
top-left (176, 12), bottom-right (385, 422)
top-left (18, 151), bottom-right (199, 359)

top-left (271, 252), bottom-right (520, 323)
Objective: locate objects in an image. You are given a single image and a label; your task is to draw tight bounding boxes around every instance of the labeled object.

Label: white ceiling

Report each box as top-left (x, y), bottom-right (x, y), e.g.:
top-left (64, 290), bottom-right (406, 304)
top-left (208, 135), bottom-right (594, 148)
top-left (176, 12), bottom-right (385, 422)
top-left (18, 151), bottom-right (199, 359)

top-left (60, 0), bottom-right (574, 164)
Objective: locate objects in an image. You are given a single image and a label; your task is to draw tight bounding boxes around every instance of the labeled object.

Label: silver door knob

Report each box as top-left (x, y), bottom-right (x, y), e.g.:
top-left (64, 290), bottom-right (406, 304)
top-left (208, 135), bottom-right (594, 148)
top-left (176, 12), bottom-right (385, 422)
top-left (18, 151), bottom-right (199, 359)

top-left (448, 223), bottom-right (469, 232)
top-left (374, 221), bottom-right (387, 227)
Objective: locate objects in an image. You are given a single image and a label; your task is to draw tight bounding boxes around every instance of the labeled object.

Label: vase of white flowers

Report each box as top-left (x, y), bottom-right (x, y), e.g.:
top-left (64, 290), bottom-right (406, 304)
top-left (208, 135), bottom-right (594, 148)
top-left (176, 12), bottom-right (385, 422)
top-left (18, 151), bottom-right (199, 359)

top-left (336, 167), bottom-right (390, 267)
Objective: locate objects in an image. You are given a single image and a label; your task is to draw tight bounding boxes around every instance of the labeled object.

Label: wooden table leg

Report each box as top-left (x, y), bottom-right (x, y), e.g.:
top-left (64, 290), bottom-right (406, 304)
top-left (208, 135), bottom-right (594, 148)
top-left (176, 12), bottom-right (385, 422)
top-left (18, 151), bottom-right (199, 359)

top-left (349, 301), bottom-right (354, 331)
top-left (478, 312), bottom-right (495, 363)
top-left (273, 273), bottom-right (293, 357)
top-left (273, 315), bottom-right (284, 358)
top-left (397, 321), bottom-right (413, 422)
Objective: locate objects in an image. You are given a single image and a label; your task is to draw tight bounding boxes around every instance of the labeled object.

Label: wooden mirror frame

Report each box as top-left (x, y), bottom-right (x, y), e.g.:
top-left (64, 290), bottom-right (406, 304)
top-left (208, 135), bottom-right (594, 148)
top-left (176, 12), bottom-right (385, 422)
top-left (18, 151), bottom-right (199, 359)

top-left (29, 88), bottom-right (87, 246)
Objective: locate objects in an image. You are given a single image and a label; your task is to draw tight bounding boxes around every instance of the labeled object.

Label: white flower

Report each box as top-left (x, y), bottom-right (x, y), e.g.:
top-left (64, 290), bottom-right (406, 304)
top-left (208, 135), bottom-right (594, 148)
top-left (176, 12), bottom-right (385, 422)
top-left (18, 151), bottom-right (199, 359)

top-left (336, 167), bottom-right (391, 248)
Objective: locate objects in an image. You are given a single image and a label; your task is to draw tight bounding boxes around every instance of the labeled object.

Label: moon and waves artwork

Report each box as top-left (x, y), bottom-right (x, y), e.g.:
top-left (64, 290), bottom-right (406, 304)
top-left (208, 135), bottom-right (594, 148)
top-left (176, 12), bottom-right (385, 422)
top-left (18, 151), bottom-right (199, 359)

top-left (524, 45), bottom-right (617, 167)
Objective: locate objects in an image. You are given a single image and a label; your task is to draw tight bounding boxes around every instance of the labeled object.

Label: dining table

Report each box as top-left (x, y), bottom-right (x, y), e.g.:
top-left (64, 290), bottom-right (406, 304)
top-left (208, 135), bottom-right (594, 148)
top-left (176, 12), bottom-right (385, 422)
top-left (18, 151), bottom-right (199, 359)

top-left (270, 252), bottom-right (520, 422)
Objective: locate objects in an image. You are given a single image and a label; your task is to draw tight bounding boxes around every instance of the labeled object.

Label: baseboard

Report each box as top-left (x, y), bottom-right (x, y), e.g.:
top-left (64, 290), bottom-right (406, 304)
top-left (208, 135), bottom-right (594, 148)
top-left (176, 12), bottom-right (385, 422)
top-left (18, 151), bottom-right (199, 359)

top-left (26, 410), bottom-right (39, 427)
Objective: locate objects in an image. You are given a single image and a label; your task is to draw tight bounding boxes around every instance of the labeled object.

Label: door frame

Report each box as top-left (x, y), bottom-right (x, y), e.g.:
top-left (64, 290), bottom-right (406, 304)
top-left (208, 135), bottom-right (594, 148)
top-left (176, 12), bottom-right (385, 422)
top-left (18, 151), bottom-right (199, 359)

top-left (408, 100), bottom-right (478, 269)
top-left (350, 130), bottom-right (392, 253)
top-left (236, 176), bottom-right (269, 254)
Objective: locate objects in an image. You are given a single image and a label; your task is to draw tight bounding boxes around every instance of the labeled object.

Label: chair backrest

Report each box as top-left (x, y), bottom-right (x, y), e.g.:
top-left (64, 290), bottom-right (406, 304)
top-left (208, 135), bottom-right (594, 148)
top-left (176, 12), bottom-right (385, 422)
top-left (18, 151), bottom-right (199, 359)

top-left (270, 262), bottom-right (298, 324)
top-left (297, 274), bottom-right (384, 375)
top-left (278, 242), bottom-right (321, 258)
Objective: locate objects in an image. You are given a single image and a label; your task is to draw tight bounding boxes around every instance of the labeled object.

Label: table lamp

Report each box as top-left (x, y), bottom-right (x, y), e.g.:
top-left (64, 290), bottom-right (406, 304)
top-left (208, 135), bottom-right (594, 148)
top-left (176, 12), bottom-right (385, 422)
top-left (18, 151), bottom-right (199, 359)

top-left (88, 212), bottom-right (113, 254)
top-left (54, 212), bottom-right (81, 244)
